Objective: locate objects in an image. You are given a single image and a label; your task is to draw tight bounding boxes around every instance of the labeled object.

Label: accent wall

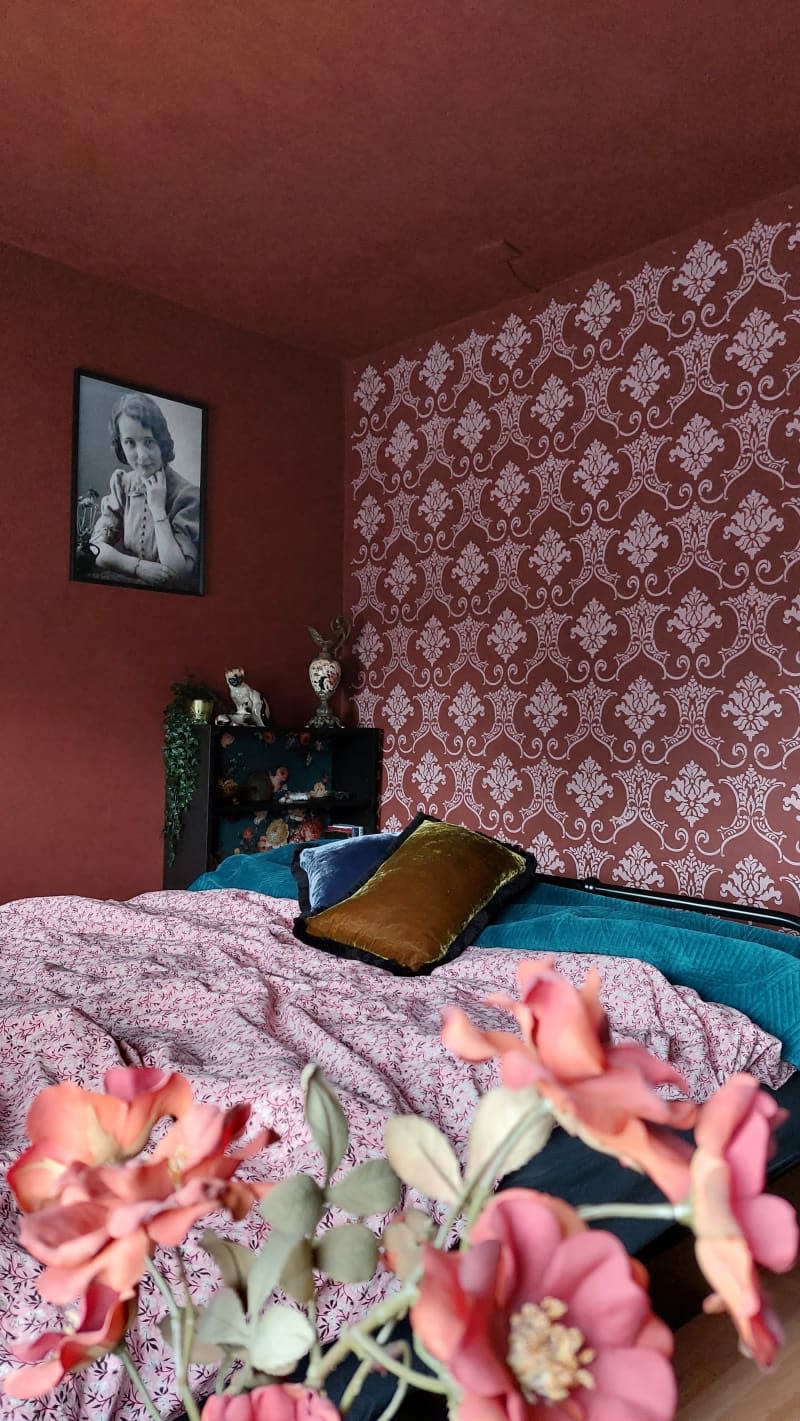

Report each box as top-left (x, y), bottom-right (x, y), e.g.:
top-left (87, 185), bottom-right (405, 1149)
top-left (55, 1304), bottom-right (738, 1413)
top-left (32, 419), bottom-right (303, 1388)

top-left (0, 242), bottom-right (343, 904)
top-left (345, 189), bottom-right (800, 915)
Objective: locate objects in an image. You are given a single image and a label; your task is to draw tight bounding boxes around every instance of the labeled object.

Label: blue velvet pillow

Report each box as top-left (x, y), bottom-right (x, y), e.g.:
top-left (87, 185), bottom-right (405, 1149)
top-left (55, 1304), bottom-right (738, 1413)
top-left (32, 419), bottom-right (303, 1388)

top-left (292, 833), bottom-right (398, 914)
top-left (189, 842), bottom-right (312, 898)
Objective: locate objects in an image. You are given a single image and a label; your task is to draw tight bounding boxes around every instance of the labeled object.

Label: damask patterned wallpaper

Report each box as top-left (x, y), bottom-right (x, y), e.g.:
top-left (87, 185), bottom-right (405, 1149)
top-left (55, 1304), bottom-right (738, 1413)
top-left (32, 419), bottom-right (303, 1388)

top-left (344, 191), bottom-right (800, 913)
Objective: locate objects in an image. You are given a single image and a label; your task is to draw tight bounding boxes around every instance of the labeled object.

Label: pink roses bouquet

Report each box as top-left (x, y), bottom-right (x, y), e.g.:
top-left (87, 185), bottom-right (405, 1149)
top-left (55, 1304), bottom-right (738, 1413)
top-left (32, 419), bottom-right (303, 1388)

top-left (3, 959), bottom-right (798, 1421)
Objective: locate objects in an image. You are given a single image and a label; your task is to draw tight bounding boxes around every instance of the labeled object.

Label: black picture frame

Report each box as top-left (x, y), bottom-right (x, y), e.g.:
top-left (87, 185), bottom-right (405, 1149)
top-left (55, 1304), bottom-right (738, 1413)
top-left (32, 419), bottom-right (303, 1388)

top-left (70, 369), bottom-right (208, 595)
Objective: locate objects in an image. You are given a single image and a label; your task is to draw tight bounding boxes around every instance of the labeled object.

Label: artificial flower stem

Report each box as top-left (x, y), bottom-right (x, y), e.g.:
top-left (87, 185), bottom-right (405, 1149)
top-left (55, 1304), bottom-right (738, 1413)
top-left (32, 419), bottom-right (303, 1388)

top-left (435, 1100), bottom-right (551, 1247)
top-left (308, 1285), bottom-right (417, 1386)
top-left (119, 1345), bottom-right (166, 1421)
top-left (306, 1296), bottom-right (324, 1374)
top-left (338, 1320), bottom-right (395, 1413)
top-left (348, 1331), bottom-right (450, 1396)
top-left (175, 1249), bottom-right (198, 1377)
top-left (578, 1202), bottom-right (682, 1222)
top-left (145, 1256), bottom-right (180, 1314)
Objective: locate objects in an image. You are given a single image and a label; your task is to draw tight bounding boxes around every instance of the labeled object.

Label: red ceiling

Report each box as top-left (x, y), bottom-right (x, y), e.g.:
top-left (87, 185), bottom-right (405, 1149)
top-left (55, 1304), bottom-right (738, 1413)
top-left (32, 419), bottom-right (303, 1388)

top-left (2, 1), bottom-right (800, 356)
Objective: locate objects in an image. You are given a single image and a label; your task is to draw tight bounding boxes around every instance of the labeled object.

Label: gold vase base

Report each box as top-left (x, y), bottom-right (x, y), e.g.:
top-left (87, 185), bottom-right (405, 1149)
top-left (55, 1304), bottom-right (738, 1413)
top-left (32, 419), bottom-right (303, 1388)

top-left (306, 704), bottom-right (344, 730)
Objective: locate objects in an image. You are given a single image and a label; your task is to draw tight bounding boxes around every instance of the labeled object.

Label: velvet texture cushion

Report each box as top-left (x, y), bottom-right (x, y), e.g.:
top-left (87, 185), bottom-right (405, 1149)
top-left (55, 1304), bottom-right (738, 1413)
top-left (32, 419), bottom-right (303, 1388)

top-left (188, 842), bottom-right (318, 898)
top-left (292, 833), bottom-right (399, 914)
top-left (293, 814), bottom-right (537, 975)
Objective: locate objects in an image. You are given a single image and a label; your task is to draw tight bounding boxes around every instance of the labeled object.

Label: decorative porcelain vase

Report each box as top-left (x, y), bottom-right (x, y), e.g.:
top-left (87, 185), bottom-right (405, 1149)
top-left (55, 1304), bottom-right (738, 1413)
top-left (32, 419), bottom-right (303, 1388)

top-left (307, 655), bottom-right (344, 729)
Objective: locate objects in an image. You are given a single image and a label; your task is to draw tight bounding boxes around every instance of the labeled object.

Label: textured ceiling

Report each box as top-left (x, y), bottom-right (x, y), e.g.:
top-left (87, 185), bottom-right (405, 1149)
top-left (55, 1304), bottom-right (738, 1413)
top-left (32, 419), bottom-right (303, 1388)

top-left (2, 1), bottom-right (800, 356)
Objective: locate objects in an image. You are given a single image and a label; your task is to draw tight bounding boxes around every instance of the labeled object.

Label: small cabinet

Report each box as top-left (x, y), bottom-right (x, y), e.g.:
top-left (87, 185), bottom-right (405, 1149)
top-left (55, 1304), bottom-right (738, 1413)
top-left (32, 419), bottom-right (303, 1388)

top-left (163, 724), bottom-right (382, 890)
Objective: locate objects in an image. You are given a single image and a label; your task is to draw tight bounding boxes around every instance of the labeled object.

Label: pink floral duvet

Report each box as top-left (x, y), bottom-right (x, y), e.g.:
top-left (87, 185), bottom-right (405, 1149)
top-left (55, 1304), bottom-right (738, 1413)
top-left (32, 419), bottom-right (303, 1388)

top-left (0, 887), bottom-right (793, 1419)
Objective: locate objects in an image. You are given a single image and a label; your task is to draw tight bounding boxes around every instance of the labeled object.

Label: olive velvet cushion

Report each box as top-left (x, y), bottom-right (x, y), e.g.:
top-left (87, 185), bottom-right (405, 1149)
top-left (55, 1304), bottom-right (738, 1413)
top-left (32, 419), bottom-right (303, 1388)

top-left (292, 814), bottom-right (537, 975)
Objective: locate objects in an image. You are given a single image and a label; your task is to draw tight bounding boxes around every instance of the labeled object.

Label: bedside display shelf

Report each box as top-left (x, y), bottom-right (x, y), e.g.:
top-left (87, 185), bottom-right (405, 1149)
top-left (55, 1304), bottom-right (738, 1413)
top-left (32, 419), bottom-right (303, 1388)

top-left (163, 724), bottom-right (381, 890)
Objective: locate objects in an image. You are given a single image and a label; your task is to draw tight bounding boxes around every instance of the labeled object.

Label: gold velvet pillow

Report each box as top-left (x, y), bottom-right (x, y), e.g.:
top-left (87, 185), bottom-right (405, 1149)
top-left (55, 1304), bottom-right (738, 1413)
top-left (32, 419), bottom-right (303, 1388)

top-left (292, 814), bottom-right (537, 975)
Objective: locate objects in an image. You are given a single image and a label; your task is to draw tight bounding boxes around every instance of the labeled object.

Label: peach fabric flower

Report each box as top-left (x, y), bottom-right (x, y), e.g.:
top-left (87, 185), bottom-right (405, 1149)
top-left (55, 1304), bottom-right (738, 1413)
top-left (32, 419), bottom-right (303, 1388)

top-left (443, 959), bottom-right (695, 1201)
top-left (201, 1385), bottom-right (341, 1420)
top-left (411, 1188), bottom-right (676, 1421)
top-left (9, 1067), bottom-right (194, 1211)
top-left (16, 1100), bottom-right (278, 1304)
top-left (687, 1073), bottom-right (799, 1368)
top-left (1, 1283), bottom-right (134, 1399)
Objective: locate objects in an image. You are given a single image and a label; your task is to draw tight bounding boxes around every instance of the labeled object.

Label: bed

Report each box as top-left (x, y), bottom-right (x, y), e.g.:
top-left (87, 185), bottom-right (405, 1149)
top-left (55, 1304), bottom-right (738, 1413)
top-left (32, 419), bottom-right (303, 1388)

top-left (1, 841), bottom-right (799, 1420)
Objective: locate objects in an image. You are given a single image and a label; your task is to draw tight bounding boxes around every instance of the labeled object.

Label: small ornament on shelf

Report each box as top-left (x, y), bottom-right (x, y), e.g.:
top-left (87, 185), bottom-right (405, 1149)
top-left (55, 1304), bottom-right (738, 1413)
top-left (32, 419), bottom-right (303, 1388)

top-left (306, 615), bottom-right (351, 729)
top-left (216, 668), bottom-right (270, 727)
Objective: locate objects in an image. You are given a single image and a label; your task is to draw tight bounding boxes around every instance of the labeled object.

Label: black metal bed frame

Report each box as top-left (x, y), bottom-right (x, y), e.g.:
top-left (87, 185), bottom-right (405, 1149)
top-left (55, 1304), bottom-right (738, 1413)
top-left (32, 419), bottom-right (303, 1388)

top-left (536, 872), bottom-right (800, 936)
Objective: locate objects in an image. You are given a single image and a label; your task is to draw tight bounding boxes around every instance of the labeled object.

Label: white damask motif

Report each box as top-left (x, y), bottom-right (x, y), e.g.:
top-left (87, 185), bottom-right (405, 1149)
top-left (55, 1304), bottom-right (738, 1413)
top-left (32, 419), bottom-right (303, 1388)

top-left (416, 617), bottom-right (450, 664)
top-left (455, 399), bottom-right (490, 452)
top-left (620, 345), bottom-right (671, 405)
top-left (449, 682), bottom-right (485, 733)
top-left (354, 365), bottom-right (385, 413)
top-left (572, 599), bottom-right (617, 655)
top-left (452, 541), bottom-right (489, 593)
top-left (566, 757), bottom-right (614, 815)
top-left (529, 831), bottom-right (566, 874)
top-left (575, 279), bottom-right (622, 339)
top-left (614, 844), bottom-right (665, 890)
top-left (725, 308), bottom-right (786, 375)
top-left (420, 342), bottom-right (455, 393)
top-left (615, 678), bottom-right (667, 735)
top-left (784, 784), bottom-right (800, 817)
top-left (525, 680), bottom-right (568, 735)
top-left (355, 495), bottom-right (384, 542)
top-left (723, 490), bottom-right (784, 556)
top-left (785, 594), bottom-right (800, 628)
top-left (491, 460), bottom-right (530, 515)
top-left (418, 479), bottom-right (454, 530)
top-left (574, 440), bottom-right (619, 497)
top-left (666, 588), bottom-right (723, 652)
top-left (664, 761), bottom-right (721, 825)
top-left (487, 609), bottom-right (526, 660)
top-left (492, 313), bottom-right (532, 367)
top-left (385, 553), bottom-right (416, 601)
top-left (353, 621), bottom-right (383, 670)
top-left (386, 420), bottom-right (419, 470)
top-left (384, 684), bottom-right (414, 731)
top-left (530, 528), bottom-right (570, 583)
top-left (672, 239), bottom-right (727, 303)
top-left (483, 753), bottom-right (524, 807)
top-left (532, 374), bottom-right (573, 430)
top-left (669, 414), bottom-right (725, 477)
top-left (719, 856), bottom-right (782, 907)
top-left (618, 510), bottom-right (670, 571)
top-left (664, 851), bottom-right (715, 898)
top-left (720, 673), bottom-right (782, 740)
top-left (412, 751), bottom-right (446, 798)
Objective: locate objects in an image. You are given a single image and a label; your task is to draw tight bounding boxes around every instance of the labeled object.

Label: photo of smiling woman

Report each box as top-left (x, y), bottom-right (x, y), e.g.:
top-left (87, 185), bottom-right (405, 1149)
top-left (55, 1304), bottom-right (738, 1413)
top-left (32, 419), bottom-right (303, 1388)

top-left (70, 371), bottom-right (207, 595)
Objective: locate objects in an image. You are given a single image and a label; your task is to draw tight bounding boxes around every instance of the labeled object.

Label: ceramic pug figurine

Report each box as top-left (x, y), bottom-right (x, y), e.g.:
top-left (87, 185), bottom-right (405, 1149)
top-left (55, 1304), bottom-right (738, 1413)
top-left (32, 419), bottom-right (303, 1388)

top-left (217, 668), bottom-right (269, 727)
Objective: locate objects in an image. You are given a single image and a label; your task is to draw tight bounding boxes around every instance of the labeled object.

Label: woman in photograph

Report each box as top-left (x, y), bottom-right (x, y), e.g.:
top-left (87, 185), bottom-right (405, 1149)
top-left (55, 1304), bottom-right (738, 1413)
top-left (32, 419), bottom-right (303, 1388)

top-left (91, 391), bottom-right (200, 589)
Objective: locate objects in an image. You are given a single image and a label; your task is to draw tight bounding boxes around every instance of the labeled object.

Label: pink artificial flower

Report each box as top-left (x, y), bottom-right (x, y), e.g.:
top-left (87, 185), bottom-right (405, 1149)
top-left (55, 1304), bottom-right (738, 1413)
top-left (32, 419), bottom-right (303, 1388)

top-left (17, 1101), bottom-right (278, 1304)
top-left (9, 1067), bottom-right (193, 1212)
top-left (443, 959), bottom-right (695, 1200)
top-left (688, 1073), bottom-right (799, 1368)
top-left (1, 1283), bottom-right (134, 1399)
top-left (201, 1385), bottom-right (341, 1421)
top-left (411, 1189), bottom-right (676, 1421)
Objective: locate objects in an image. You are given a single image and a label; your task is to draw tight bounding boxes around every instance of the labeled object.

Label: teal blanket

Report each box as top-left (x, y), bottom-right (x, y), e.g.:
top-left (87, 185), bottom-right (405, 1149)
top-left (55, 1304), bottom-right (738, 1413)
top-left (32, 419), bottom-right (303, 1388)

top-left (477, 882), bottom-right (800, 1067)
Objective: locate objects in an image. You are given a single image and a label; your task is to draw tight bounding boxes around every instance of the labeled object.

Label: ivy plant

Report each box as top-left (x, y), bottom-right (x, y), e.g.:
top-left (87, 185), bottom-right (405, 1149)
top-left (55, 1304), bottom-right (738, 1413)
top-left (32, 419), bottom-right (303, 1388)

top-left (162, 678), bottom-right (219, 865)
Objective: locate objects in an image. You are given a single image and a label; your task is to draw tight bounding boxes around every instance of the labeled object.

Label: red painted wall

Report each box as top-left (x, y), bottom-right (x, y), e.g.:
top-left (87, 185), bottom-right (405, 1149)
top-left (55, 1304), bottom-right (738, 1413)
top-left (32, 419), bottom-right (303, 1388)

top-left (344, 188), bottom-right (800, 914)
top-left (0, 243), bottom-right (344, 904)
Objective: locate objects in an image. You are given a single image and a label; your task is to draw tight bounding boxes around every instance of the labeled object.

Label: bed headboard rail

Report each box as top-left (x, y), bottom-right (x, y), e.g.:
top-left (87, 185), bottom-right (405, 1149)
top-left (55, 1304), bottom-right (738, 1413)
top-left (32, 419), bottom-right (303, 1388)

top-left (537, 874), bottom-right (800, 938)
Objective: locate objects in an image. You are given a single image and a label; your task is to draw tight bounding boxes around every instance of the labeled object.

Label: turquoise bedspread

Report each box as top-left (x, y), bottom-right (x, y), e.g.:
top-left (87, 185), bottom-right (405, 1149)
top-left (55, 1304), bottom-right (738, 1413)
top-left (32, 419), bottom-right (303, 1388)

top-left (477, 881), bottom-right (800, 1067)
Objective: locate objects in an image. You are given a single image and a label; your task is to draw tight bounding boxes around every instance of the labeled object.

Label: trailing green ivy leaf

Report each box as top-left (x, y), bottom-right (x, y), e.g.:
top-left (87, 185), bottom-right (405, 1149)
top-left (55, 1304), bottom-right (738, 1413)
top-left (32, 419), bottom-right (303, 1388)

top-left (327, 1157), bottom-right (402, 1216)
top-left (199, 1231), bottom-right (256, 1302)
top-left (301, 1064), bottom-right (349, 1179)
top-left (384, 1115), bottom-right (462, 1204)
top-left (247, 1305), bottom-right (315, 1375)
top-left (195, 1288), bottom-right (250, 1350)
top-left (259, 1173), bottom-right (324, 1236)
top-left (315, 1223), bottom-right (378, 1283)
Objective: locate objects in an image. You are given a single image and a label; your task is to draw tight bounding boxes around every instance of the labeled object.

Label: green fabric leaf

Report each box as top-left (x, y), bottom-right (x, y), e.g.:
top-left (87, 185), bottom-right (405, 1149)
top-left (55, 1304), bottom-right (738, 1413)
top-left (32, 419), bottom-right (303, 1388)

top-left (278, 1237), bottom-right (315, 1305)
top-left (195, 1288), bottom-right (250, 1350)
top-left (259, 1173), bottom-right (325, 1235)
top-left (466, 1087), bottom-right (552, 1183)
top-left (327, 1157), bottom-right (402, 1216)
top-left (301, 1064), bottom-right (349, 1179)
top-left (314, 1222), bottom-right (378, 1283)
top-left (384, 1115), bottom-right (462, 1204)
top-left (199, 1231), bottom-right (256, 1301)
top-left (247, 1304), bottom-right (315, 1375)
top-left (247, 1230), bottom-right (298, 1318)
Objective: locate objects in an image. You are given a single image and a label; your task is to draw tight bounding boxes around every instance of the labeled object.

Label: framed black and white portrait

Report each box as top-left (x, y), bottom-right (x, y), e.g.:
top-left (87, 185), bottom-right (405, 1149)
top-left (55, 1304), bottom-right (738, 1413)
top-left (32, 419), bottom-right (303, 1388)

top-left (70, 369), bottom-right (207, 595)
